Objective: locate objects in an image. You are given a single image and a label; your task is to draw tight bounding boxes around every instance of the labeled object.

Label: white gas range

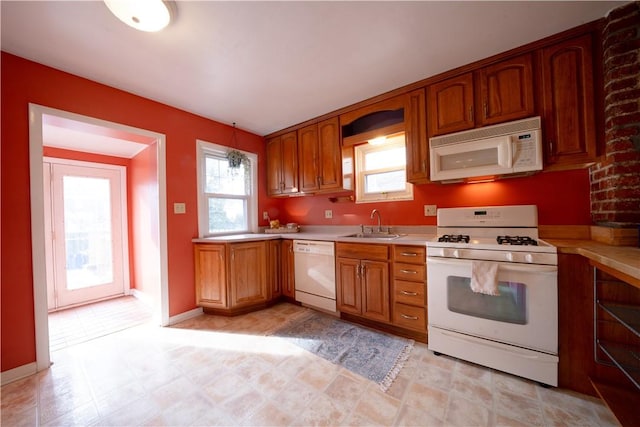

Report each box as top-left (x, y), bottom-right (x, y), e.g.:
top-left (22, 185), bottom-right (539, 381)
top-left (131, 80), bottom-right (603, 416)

top-left (427, 205), bottom-right (559, 386)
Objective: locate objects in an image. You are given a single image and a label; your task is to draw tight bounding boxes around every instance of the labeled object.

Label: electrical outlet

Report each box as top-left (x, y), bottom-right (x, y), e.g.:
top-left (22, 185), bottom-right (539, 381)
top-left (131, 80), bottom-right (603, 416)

top-left (263, 211), bottom-right (269, 220)
top-left (174, 203), bottom-right (186, 214)
top-left (424, 204), bottom-right (437, 216)
top-left (324, 209), bottom-right (333, 219)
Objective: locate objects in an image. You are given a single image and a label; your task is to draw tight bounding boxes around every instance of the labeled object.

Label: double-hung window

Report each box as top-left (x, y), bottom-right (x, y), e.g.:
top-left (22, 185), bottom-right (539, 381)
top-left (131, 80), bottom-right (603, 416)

top-left (196, 140), bottom-right (257, 236)
top-left (354, 133), bottom-right (413, 203)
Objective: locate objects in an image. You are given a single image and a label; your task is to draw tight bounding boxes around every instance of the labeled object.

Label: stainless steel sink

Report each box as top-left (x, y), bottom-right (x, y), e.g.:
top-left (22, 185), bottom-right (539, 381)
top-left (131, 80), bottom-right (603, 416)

top-left (344, 233), bottom-right (403, 240)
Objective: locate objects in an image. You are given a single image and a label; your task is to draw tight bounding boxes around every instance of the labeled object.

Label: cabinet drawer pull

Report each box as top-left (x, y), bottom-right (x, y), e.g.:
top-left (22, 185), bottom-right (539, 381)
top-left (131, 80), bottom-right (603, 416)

top-left (401, 314), bottom-right (419, 320)
top-left (400, 269), bottom-right (417, 274)
top-left (400, 252), bottom-right (418, 257)
top-left (401, 290), bottom-right (418, 296)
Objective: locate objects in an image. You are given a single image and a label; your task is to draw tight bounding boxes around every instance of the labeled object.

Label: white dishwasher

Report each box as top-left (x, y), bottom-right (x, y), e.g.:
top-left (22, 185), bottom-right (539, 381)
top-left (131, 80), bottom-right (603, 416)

top-left (293, 240), bottom-right (336, 312)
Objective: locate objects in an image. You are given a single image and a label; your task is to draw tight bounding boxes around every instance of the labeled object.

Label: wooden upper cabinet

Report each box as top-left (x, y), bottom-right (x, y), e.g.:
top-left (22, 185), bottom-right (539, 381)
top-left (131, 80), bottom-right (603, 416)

top-left (428, 54), bottom-right (534, 136)
top-left (297, 117), bottom-right (342, 193)
top-left (478, 53), bottom-right (534, 126)
top-left (266, 131), bottom-right (298, 196)
top-left (317, 117), bottom-right (342, 190)
top-left (405, 88), bottom-right (429, 184)
top-left (427, 73), bottom-right (475, 136)
top-left (540, 34), bottom-right (597, 169)
top-left (297, 124), bottom-right (319, 193)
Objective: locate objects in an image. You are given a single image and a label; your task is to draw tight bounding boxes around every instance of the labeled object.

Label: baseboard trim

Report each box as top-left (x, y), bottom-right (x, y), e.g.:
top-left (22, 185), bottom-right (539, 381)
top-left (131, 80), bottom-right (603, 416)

top-left (130, 289), bottom-right (154, 309)
top-left (168, 307), bottom-right (203, 325)
top-left (1, 362), bottom-right (37, 386)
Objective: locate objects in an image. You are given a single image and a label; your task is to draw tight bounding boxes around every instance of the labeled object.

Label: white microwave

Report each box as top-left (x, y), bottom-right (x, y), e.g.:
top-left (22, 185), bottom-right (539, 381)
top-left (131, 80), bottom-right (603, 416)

top-left (429, 116), bottom-right (542, 182)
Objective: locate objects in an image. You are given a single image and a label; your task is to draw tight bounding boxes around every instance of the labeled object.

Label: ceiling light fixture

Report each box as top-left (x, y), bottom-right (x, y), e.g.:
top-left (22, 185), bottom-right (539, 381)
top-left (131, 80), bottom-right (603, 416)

top-left (104, 0), bottom-right (175, 32)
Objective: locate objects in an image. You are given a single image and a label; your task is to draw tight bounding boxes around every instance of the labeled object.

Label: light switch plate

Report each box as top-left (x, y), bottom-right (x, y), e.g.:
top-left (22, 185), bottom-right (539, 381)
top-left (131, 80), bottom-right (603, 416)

top-left (174, 203), bottom-right (186, 214)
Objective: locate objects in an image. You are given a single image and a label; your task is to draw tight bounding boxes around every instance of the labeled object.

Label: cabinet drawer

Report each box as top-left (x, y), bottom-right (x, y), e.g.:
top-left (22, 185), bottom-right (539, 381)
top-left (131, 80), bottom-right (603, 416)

top-left (336, 242), bottom-right (389, 261)
top-left (393, 262), bottom-right (425, 282)
top-left (393, 245), bottom-right (426, 264)
top-left (393, 280), bottom-right (425, 306)
top-left (393, 303), bottom-right (426, 332)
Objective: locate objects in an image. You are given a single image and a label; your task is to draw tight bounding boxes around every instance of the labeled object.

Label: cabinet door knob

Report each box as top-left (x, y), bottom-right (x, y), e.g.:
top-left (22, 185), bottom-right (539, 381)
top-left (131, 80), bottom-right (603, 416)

top-left (468, 106), bottom-right (474, 122)
top-left (483, 102), bottom-right (488, 118)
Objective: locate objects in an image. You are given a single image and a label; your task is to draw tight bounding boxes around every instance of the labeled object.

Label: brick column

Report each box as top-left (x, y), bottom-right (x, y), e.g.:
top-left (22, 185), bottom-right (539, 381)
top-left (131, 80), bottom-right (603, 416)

top-left (590, 1), bottom-right (640, 226)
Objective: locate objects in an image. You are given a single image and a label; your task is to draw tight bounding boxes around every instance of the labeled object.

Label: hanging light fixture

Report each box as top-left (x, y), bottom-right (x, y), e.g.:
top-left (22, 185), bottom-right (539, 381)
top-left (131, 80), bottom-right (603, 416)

top-left (104, 0), bottom-right (175, 32)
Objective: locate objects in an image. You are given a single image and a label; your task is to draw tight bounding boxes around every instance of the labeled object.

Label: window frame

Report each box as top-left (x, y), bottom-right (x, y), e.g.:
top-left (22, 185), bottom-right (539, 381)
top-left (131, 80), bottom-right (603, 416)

top-left (196, 140), bottom-right (258, 237)
top-left (354, 133), bottom-right (413, 203)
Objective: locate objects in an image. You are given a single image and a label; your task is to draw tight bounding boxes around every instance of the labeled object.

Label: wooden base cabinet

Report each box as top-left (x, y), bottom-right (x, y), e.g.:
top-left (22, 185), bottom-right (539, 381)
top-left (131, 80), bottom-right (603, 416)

top-left (195, 244), bottom-right (227, 309)
top-left (336, 243), bottom-right (390, 323)
top-left (281, 239), bottom-right (295, 299)
top-left (195, 241), bottom-right (272, 314)
top-left (391, 245), bottom-right (427, 333)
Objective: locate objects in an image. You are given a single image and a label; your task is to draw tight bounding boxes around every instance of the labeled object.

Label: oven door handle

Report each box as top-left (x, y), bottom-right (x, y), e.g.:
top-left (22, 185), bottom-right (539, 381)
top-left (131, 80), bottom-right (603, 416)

top-left (427, 257), bottom-right (557, 273)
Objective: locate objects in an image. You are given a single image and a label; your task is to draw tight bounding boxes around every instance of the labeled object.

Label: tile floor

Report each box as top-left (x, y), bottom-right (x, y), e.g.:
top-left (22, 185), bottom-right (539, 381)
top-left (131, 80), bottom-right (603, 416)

top-left (48, 296), bottom-right (153, 352)
top-left (2, 302), bottom-right (619, 426)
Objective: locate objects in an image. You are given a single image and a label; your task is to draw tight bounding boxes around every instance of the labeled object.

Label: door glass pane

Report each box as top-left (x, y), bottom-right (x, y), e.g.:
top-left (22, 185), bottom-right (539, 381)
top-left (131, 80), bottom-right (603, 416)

top-left (446, 275), bottom-right (527, 324)
top-left (63, 176), bottom-right (113, 289)
top-left (208, 197), bottom-right (247, 233)
top-left (440, 147), bottom-right (498, 171)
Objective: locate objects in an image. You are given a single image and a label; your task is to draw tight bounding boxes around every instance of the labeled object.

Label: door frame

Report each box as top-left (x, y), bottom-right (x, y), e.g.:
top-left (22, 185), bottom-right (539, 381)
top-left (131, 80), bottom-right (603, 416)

top-left (43, 157), bottom-right (130, 310)
top-left (29, 103), bottom-right (169, 372)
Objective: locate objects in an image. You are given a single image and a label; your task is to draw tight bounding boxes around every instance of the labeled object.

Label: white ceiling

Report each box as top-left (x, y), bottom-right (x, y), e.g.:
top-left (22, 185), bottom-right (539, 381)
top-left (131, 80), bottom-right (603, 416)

top-left (1, 1), bottom-right (625, 137)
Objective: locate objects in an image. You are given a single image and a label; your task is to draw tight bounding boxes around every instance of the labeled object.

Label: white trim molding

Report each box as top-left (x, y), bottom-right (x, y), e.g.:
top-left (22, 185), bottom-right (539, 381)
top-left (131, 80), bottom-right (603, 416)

top-left (1, 362), bottom-right (37, 386)
top-left (168, 307), bottom-right (203, 326)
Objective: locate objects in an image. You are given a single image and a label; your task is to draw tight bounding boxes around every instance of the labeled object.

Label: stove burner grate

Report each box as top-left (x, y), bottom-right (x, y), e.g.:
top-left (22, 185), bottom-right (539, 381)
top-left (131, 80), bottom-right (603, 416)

top-left (496, 236), bottom-right (538, 246)
top-left (438, 234), bottom-right (470, 243)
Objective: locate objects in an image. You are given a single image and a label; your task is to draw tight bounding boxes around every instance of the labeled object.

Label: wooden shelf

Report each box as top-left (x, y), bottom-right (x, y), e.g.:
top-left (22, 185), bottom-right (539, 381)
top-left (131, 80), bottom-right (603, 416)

top-left (591, 379), bottom-right (640, 427)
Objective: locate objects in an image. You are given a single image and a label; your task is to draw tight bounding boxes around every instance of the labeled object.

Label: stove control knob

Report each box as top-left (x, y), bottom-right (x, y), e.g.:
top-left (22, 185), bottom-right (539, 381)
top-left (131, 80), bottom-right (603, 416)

top-left (525, 254), bottom-right (534, 263)
top-left (505, 252), bottom-right (513, 262)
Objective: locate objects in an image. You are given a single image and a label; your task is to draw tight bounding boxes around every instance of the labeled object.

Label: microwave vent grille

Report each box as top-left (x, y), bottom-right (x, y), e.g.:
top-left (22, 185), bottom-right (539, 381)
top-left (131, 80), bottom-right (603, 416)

top-left (430, 116), bottom-right (541, 148)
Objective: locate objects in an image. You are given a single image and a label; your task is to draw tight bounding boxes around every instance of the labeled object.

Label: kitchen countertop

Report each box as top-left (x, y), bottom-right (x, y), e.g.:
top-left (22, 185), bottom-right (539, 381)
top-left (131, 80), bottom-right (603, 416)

top-left (192, 225), bottom-right (436, 245)
top-left (193, 230), bottom-right (640, 283)
top-left (547, 238), bottom-right (640, 283)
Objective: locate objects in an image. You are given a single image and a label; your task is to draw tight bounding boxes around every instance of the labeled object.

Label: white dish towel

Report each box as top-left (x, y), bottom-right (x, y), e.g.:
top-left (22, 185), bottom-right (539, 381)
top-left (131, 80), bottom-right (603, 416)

top-left (470, 261), bottom-right (500, 296)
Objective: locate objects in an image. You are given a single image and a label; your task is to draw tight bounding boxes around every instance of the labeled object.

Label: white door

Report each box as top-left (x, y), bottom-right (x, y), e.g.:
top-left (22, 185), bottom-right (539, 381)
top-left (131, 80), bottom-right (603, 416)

top-left (44, 160), bottom-right (128, 310)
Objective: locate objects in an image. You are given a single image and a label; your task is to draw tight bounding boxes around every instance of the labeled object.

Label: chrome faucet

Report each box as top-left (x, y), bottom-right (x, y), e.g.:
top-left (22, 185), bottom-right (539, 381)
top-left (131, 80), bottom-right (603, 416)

top-left (370, 209), bottom-right (382, 233)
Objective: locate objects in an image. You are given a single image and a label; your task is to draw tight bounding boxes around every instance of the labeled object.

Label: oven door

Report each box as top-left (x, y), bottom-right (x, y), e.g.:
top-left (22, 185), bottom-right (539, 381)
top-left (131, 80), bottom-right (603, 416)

top-left (427, 256), bottom-right (557, 354)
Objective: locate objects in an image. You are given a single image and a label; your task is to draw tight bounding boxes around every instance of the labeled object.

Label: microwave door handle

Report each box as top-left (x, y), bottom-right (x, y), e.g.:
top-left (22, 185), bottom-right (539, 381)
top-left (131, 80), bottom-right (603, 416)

top-left (502, 136), bottom-right (513, 168)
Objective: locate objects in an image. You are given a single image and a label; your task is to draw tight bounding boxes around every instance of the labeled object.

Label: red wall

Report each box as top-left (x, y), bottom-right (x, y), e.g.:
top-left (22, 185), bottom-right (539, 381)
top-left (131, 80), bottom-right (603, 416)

top-left (0, 51), bottom-right (593, 374)
top-left (278, 169), bottom-right (592, 227)
top-left (0, 53), bottom-right (267, 372)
